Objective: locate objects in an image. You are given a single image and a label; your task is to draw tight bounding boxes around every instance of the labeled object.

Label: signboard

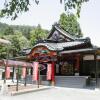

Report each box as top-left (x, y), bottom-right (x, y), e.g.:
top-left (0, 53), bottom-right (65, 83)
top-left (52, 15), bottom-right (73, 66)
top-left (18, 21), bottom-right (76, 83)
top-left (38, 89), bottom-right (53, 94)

top-left (97, 55), bottom-right (100, 60)
top-left (83, 55), bottom-right (94, 60)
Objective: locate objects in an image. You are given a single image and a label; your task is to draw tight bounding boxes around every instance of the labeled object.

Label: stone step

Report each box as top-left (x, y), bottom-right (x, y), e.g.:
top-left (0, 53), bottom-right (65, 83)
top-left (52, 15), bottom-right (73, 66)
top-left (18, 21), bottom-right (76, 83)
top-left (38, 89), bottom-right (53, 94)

top-left (55, 76), bottom-right (89, 88)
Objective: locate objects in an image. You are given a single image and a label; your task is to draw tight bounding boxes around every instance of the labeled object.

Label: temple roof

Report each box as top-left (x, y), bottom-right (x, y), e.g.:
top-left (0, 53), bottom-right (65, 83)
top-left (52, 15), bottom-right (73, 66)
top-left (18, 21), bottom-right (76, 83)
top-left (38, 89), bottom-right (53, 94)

top-left (33, 41), bottom-right (85, 51)
top-left (20, 24), bottom-right (94, 56)
top-left (60, 48), bottom-right (95, 54)
top-left (30, 37), bottom-right (92, 52)
top-left (47, 24), bottom-right (77, 42)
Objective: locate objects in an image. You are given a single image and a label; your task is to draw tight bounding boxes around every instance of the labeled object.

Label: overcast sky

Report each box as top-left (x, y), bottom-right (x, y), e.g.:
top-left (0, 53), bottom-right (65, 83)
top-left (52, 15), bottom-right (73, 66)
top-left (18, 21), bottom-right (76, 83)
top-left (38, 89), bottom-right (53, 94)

top-left (0, 0), bottom-right (100, 46)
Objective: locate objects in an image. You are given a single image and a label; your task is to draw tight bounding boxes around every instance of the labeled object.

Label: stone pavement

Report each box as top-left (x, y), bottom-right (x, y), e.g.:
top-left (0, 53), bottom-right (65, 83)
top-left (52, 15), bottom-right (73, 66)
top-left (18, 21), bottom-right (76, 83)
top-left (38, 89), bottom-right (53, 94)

top-left (10, 85), bottom-right (51, 96)
top-left (1, 79), bottom-right (100, 100)
top-left (0, 80), bottom-right (50, 96)
top-left (0, 87), bottom-right (100, 100)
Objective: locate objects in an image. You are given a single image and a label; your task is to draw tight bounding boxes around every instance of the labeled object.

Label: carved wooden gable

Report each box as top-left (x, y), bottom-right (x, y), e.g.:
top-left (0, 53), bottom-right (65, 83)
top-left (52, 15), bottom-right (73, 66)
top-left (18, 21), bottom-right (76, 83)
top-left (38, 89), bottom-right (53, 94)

top-left (47, 25), bottom-right (75, 42)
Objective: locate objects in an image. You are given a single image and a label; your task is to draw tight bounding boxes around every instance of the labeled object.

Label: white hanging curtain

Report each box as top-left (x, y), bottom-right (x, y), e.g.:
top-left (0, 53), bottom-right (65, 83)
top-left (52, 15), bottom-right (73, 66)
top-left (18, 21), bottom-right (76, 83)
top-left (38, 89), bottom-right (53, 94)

top-left (47, 64), bottom-right (52, 80)
top-left (33, 62), bottom-right (39, 81)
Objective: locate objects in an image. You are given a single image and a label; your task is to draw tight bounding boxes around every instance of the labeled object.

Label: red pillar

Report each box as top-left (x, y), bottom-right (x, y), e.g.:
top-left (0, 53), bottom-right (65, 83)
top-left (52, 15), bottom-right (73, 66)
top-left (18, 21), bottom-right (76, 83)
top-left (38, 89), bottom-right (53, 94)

top-left (33, 62), bottom-right (39, 81)
top-left (51, 61), bottom-right (55, 85)
top-left (6, 67), bottom-right (10, 79)
top-left (47, 64), bottom-right (52, 80)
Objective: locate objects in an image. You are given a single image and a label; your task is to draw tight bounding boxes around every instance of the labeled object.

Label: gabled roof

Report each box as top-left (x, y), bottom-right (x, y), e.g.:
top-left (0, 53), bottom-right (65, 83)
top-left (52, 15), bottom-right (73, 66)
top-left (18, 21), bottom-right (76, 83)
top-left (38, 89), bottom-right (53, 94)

top-left (30, 38), bottom-right (92, 52)
top-left (47, 24), bottom-right (77, 41)
top-left (21, 24), bottom-right (93, 55)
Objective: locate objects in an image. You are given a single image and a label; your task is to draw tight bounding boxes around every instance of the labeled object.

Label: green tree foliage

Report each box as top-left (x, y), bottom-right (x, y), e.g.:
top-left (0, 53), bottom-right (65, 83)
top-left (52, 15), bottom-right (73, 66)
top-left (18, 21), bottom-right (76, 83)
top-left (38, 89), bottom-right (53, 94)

top-left (0, 44), bottom-right (7, 59)
top-left (0, 31), bottom-right (30, 58)
top-left (11, 25), bottom-right (34, 39)
top-left (8, 32), bottom-right (30, 56)
top-left (3, 26), bottom-right (14, 35)
top-left (0, 22), bottom-right (8, 36)
top-left (30, 24), bottom-right (47, 46)
top-left (63, 0), bottom-right (89, 17)
top-left (0, 22), bottom-right (48, 58)
top-left (0, 0), bottom-right (89, 19)
top-left (0, 22), bottom-right (34, 38)
top-left (59, 13), bottom-right (83, 37)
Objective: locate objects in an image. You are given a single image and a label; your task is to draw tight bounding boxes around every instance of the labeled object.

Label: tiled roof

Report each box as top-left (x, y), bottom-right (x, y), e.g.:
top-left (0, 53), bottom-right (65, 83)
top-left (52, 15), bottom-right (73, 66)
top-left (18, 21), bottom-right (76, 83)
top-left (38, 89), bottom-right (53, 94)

top-left (33, 40), bottom-right (85, 51)
top-left (47, 24), bottom-right (77, 41)
top-left (54, 25), bottom-right (77, 40)
top-left (60, 48), bottom-right (95, 54)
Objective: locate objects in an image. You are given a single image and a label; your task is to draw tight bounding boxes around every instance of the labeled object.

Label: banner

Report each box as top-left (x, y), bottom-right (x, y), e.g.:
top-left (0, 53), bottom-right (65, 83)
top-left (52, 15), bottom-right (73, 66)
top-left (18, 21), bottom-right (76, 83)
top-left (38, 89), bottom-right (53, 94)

top-left (22, 67), bottom-right (26, 78)
top-left (47, 64), bottom-right (52, 80)
top-left (6, 67), bottom-right (10, 79)
top-left (33, 62), bottom-right (39, 81)
top-left (51, 62), bottom-right (55, 81)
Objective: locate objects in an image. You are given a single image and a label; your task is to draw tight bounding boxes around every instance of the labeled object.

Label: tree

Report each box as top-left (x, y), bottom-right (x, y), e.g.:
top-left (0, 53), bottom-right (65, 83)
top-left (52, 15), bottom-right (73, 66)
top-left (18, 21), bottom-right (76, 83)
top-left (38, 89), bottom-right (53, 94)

top-left (59, 13), bottom-right (83, 37)
top-left (0, 44), bottom-right (8, 59)
top-left (62, 0), bottom-right (89, 17)
top-left (1, 31), bottom-right (30, 57)
top-left (0, 0), bottom-right (89, 20)
top-left (3, 26), bottom-right (14, 35)
top-left (30, 24), bottom-right (47, 46)
top-left (0, 22), bottom-right (9, 36)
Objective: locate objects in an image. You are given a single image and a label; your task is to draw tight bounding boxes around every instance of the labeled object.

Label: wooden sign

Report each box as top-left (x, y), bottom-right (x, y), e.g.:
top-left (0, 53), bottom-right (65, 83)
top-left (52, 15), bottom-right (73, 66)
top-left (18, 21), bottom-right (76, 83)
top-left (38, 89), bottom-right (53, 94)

top-left (83, 55), bottom-right (94, 60)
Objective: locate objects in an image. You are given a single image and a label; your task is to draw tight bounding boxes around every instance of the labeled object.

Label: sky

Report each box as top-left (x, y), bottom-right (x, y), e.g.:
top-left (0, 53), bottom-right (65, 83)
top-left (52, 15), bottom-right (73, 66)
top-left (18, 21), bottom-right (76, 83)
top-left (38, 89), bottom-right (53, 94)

top-left (0, 0), bottom-right (100, 46)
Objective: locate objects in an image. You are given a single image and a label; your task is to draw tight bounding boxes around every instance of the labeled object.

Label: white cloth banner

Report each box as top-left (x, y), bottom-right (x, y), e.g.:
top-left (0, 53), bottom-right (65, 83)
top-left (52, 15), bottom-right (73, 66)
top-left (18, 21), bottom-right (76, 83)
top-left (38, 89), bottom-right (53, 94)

top-left (22, 67), bottom-right (26, 78)
top-left (47, 64), bottom-right (52, 80)
top-left (33, 62), bottom-right (39, 81)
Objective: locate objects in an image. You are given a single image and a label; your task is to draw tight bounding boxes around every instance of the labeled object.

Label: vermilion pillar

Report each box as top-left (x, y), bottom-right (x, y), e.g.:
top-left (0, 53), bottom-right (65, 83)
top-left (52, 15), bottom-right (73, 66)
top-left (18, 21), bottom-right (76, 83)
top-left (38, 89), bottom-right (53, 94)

top-left (51, 61), bottom-right (55, 86)
top-left (6, 67), bottom-right (10, 79)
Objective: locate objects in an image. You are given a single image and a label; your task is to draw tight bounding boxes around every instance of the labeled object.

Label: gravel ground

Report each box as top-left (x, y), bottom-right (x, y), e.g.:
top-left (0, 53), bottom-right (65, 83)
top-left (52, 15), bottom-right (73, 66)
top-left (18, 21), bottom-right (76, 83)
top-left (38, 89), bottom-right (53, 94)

top-left (0, 87), bottom-right (100, 100)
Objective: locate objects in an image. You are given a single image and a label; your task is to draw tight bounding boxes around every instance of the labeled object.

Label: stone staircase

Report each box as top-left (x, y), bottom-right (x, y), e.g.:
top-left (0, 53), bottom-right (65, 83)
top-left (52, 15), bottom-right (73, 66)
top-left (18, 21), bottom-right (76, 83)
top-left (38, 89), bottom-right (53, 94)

top-left (55, 76), bottom-right (89, 88)
top-left (20, 75), bottom-right (90, 88)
